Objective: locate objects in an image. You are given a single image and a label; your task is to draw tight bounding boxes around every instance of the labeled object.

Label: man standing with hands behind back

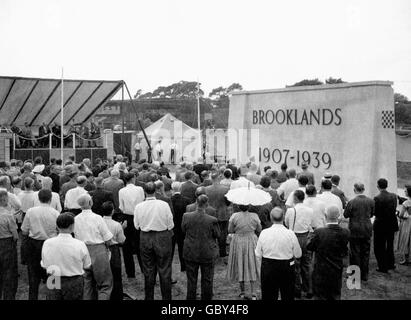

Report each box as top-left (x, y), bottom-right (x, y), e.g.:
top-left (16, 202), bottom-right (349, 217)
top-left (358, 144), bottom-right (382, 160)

top-left (373, 178), bottom-right (398, 273)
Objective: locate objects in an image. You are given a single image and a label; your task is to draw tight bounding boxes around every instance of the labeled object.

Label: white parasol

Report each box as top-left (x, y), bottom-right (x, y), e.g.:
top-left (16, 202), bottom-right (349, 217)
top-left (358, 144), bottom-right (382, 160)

top-left (225, 183), bottom-right (272, 206)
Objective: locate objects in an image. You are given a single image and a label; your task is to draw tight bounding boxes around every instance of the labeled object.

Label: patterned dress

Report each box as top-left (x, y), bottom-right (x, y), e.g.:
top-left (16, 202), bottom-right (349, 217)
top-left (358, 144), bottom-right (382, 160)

top-left (227, 211), bottom-right (262, 282)
top-left (397, 199), bottom-right (411, 259)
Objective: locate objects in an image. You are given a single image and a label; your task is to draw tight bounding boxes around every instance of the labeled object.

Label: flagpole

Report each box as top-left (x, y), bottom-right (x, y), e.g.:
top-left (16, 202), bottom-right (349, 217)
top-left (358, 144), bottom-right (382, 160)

top-left (197, 80), bottom-right (202, 160)
top-left (60, 67), bottom-right (64, 161)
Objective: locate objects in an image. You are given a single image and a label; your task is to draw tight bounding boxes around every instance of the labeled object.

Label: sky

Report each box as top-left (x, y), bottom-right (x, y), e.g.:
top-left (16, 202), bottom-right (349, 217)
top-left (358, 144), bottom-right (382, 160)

top-left (1, 0), bottom-right (411, 99)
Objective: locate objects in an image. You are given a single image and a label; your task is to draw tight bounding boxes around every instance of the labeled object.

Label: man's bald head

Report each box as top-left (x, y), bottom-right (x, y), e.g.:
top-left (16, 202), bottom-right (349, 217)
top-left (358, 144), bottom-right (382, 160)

top-left (325, 205), bottom-right (340, 223)
top-left (77, 194), bottom-right (93, 210)
top-left (270, 207), bottom-right (284, 223)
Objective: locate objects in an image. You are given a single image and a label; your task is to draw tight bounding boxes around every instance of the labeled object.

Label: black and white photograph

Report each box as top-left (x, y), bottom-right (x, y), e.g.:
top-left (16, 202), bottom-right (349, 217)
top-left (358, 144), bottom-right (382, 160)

top-left (0, 0), bottom-right (410, 313)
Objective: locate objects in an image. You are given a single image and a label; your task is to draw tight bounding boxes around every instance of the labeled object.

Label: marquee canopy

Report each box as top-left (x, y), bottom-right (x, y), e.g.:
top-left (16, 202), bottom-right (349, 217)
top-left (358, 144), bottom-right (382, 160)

top-left (0, 76), bottom-right (123, 127)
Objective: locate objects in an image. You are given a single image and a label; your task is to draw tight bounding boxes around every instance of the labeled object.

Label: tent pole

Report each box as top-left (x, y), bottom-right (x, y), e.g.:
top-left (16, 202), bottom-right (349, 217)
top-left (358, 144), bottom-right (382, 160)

top-left (121, 83), bottom-right (124, 157)
top-left (60, 67), bottom-right (64, 162)
top-left (197, 80), bottom-right (202, 161)
top-left (123, 82), bottom-right (152, 159)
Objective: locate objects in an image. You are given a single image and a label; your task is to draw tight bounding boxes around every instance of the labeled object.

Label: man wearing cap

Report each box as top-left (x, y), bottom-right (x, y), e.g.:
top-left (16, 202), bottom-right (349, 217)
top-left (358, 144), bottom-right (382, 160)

top-left (74, 194), bottom-right (114, 300)
top-left (119, 173), bottom-right (145, 278)
top-left (343, 183), bottom-right (374, 281)
top-left (134, 182), bottom-right (174, 300)
top-left (319, 172), bottom-right (333, 194)
top-left (41, 213), bottom-right (92, 300)
top-left (298, 163), bottom-right (315, 186)
top-left (64, 176), bottom-right (89, 215)
top-left (307, 206), bottom-right (350, 300)
top-left (255, 207), bottom-right (302, 300)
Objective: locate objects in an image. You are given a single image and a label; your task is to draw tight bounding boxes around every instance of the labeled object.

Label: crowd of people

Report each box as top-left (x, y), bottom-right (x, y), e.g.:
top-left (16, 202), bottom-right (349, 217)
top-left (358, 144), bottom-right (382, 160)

top-left (0, 154), bottom-right (410, 301)
top-left (0, 120), bottom-right (101, 149)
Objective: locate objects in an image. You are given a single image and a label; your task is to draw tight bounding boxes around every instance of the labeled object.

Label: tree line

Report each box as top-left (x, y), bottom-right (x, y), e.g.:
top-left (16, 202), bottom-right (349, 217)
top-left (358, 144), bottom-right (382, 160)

top-left (132, 78), bottom-right (411, 126)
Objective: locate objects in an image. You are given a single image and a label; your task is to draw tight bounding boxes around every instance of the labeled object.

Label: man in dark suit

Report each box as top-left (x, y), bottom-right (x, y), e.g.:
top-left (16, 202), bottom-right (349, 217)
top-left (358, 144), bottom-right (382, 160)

top-left (181, 171), bottom-right (198, 204)
top-left (193, 158), bottom-right (209, 182)
top-left (307, 205), bottom-right (350, 300)
top-left (205, 172), bottom-right (231, 257)
top-left (171, 182), bottom-right (191, 272)
top-left (89, 177), bottom-right (114, 216)
top-left (343, 182), bottom-right (374, 281)
top-left (154, 180), bottom-right (174, 215)
top-left (200, 171), bottom-right (212, 187)
top-left (186, 187), bottom-right (217, 218)
top-left (373, 178), bottom-right (399, 272)
top-left (102, 169), bottom-right (124, 216)
top-left (226, 162), bottom-right (239, 180)
top-left (331, 175), bottom-right (348, 209)
top-left (182, 195), bottom-right (220, 300)
top-left (38, 122), bottom-right (51, 147)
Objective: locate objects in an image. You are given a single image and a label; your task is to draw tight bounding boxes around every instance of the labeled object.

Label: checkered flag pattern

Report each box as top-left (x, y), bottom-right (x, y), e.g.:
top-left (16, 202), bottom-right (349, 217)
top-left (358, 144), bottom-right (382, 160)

top-left (381, 110), bottom-right (395, 129)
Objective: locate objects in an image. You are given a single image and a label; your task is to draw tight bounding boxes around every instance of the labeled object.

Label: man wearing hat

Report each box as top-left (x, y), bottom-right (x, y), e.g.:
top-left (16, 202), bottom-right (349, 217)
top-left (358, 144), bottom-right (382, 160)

top-left (298, 162), bottom-right (315, 186)
top-left (307, 205), bottom-right (350, 300)
top-left (319, 172), bottom-right (333, 194)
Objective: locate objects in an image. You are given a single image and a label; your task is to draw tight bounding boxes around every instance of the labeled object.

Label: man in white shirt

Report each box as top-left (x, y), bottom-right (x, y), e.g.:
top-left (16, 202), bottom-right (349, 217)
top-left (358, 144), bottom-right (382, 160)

top-left (317, 180), bottom-right (343, 218)
top-left (284, 190), bottom-right (315, 299)
top-left (119, 172), bottom-right (145, 278)
top-left (255, 207), bottom-right (302, 300)
top-left (170, 140), bottom-right (177, 164)
top-left (230, 165), bottom-right (255, 190)
top-left (113, 155), bottom-right (126, 171)
top-left (134, 139), bottom-right (142, 163)
top-left (134, 182), bottom-right (174, 300)
top-left (285, 175), bottom-right (309, 208)
top-left (303, 185), bottom-right (327, 229)
top-left (33, 177), bottom-right (62, 212)
top-left (41, 213), bottom-right (91, 300)
top-left (155, 140), bottom-right (163, 161)
top-left (74, 194), bottom-right (113, 300)
top-left (64, 175), bottom-right (88, 215)
top-left (21, 189), bottom-right (60, 300)
top-left (101, 201), bottom-right (126, 301)
top-left (277, 169), bottom-right (299, 201)
top-left (0, 176), bottom-right (22, 227)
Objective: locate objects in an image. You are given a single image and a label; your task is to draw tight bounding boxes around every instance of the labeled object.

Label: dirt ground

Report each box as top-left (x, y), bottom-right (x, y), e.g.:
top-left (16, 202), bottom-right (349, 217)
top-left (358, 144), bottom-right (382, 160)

top-left (14, 237), bottom-right (411, 300)
top-left (13, 163), bottom-right (411, 300)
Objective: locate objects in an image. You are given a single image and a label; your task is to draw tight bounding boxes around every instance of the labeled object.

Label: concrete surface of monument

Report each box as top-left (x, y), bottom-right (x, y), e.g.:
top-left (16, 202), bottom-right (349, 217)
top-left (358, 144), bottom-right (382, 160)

top-left (228, 81), bottom-right (397, 198)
